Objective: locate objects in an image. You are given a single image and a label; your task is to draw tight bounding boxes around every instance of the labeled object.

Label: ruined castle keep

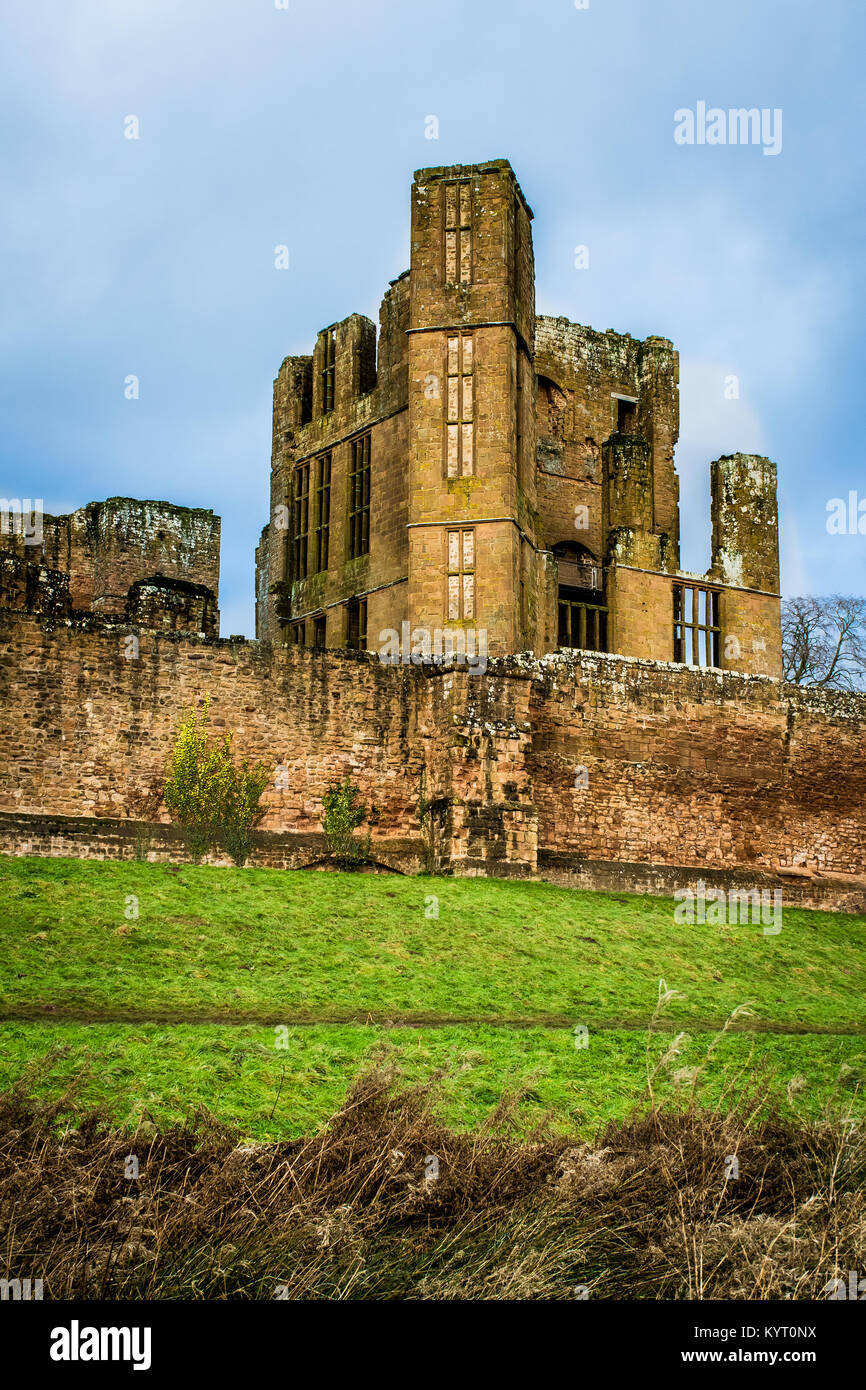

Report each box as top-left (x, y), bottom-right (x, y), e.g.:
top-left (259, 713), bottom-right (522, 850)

top-left (257, 159), bottom-right (781, 677)
top-left (0, 497), bottom-right (220, 638)
top-left (1, 160), bottom-right (864, 909)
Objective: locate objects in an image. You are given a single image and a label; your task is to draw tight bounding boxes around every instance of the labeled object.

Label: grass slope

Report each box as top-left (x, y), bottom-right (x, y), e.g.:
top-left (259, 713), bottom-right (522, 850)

top-left (2, 1021), bottom-right (863, 1140)
top-left (1, 856), bottom-right (864, 1137)
top-left (2, 858), bottom-right (865, 1030)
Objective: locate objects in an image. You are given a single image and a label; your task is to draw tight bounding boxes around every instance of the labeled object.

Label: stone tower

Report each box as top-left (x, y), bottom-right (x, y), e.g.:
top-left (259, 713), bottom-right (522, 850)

top-left (256, 158), bottom-right (782, 679)
top-left (406, 160), bottom-right (539, 657)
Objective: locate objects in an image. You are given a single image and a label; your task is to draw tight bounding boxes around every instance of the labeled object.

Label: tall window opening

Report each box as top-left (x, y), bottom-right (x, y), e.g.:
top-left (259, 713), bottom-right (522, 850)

top-left (292, 462), bottom-right (310, 580)
top-left (346, 597), bottom-right (367, 651)
top-left (314, 452), bottom-right (331, 573)
top-left (446, 335), bottom-right (474, 478)
top-left (348, 433), bottom-right (371, 558)
top-left (321, 327), bottom-right (336, 413)
top-left (447, 528), bottom-right (475, 621)
top-left (615, 395), bottom-right (637, 432)
top-left (673, 583), bottom-right (720, 666)
top-left (444, 180), bottom-right (472, 284)
top-left (555, 542), bottom-right (607, 653)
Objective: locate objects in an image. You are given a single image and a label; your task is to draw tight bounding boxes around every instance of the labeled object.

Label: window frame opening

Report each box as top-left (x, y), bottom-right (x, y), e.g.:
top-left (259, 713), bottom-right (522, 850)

top-left (346, 596), bottom-right (367, 651)
top-left (612, 392), bottom-right (638, 434)
top-left (321, 327), bottom-right (336, 414)
top-left (673, 582), bottom-right (721, 667)
top-left (314, 452), bottom-right (331, 573)
top-left (348, 433), bottom-right (371, 559)
top-left (446, 527), bottom-right (475, 622)
top-left (292, 462), bottom-right (310, 580)
top-left (557, 596), bottom-right (608, 653)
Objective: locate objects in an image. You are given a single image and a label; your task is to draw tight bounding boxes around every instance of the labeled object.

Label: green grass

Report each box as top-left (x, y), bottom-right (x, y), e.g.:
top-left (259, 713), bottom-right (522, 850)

top-left (1, 855), bottom-right (864, 1137)
top-left (2, 1022), bottom-right (863, 1141)
top-left (2, 857), bottom-right (864, 1030)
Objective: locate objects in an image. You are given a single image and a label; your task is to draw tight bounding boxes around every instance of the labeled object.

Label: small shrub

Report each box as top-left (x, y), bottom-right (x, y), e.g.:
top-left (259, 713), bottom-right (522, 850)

top-left (220, 759), bottom-right (271, 867)
top-left (163, 697), bottom-right (269, 865)
top-left (322, 776), bottom-right (370, 867)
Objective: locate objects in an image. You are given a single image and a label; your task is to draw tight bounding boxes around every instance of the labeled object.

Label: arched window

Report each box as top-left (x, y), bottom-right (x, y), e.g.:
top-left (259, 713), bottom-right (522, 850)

top-left (552, 541), bottom-right (602, 595)
top-left (553, 543), bottom-right (607, 653)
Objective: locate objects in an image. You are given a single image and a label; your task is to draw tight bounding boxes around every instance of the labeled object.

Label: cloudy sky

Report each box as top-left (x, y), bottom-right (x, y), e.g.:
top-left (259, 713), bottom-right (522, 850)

top-left (1, 0), bottom-right (863, 635)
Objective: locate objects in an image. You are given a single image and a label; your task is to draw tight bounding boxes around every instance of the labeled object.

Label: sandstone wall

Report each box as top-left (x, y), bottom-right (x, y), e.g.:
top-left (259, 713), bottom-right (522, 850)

top-left (1, 613), bottom-right (863, 908)
top-left (0, 613), bottom-right (425, 836)
top-left (527, 651), bottom-right (866, 878)
top-left (35, 499), bottom-right (220, 614)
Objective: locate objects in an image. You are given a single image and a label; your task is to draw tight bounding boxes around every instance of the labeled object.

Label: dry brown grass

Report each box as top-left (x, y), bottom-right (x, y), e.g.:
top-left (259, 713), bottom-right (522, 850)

top-left (1, 1060), bottom-right (863, 1300)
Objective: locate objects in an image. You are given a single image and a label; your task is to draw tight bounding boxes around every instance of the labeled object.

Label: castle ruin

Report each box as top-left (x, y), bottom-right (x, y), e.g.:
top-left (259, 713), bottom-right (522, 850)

top-left (257, 159), bottom-right (781, 677)
top-left (1, 160), bottom-right (863, 910)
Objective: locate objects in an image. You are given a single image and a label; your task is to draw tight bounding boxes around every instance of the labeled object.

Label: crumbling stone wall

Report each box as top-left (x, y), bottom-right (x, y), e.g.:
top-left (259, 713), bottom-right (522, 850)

top-left (0, 611), bottom-right (862, 907)
top-left (534, 318), bottom-right (680, 570)
top-left (1, 498), bottom-right (221, 636)
top-left (125, 577), bottom-right (219, 638)
top-left (0, 555), bottom-right (70, 621)
top-left (0, 612), bottom-right (426, 833)
top-left (527, 650), bottom-right (866, 879)
top-left (42, 499), bottom-right (220, 615)
top-left (710, 454), bottom-right (779, 593)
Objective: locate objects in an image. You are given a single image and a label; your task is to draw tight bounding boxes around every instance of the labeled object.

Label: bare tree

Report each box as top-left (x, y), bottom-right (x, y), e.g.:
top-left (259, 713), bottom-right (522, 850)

top-left (781, 595), bottom-right (866, 690)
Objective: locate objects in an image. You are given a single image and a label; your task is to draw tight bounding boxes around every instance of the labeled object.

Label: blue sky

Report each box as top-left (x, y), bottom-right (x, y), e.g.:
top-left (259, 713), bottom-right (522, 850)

top-left (1, 0), bottom-right (863, 635)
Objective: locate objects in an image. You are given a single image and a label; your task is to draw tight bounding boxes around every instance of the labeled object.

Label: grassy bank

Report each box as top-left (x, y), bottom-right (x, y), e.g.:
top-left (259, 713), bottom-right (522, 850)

top-left (1, 1020), bottom-right (863, 1140)
top-left (1, 855), bottom-right (863, 1140)
top-left (2, 857), bottom-right (864, 1031)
